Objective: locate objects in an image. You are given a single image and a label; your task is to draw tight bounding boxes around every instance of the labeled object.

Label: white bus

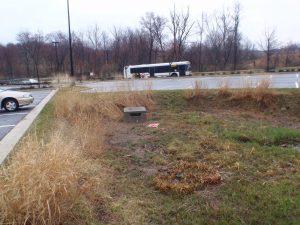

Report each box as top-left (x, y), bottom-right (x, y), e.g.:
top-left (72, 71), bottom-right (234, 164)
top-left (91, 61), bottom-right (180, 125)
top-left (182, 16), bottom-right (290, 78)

top-left (123, 61), bottom-right (192, 79)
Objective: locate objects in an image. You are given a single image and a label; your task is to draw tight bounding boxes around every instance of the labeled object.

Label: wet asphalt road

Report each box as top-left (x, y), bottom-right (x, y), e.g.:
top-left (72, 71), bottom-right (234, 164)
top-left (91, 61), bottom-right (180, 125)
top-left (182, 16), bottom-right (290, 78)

top-left (82, 73), bottom-right (300, 92)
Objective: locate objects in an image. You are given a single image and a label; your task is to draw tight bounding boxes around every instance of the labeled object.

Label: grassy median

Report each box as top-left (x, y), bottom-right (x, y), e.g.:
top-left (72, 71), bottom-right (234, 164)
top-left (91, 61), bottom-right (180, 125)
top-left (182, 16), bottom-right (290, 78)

top-left (0, 85), bottom-right (299, 224)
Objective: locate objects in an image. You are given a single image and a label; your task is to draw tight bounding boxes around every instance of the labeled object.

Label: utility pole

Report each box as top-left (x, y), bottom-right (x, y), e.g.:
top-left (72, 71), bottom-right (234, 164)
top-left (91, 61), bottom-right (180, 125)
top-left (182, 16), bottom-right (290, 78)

top-left (67, 0), bottom-right (74, 79)
top-left (52, 41), bottom-right (59, 83)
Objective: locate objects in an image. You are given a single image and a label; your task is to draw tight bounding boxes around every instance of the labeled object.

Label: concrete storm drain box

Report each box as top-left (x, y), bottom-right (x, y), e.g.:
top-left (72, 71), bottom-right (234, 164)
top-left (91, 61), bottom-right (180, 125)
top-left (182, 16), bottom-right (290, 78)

top-left (124, 106), bottom-right (147, 123)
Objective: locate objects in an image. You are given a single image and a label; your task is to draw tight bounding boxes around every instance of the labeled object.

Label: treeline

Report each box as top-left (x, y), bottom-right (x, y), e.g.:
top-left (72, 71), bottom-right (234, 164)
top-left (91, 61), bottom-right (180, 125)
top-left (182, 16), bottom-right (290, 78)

top-left (0, 3), bottom-right (300, 80)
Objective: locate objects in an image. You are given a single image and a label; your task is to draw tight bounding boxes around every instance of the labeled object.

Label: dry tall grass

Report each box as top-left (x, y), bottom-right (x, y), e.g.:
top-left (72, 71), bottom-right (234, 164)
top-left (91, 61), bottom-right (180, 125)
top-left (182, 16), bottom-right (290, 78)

top-left (184, 80), bottom-right (208, 99)
top-left (231, 79), bottom-right (275, 106)
top-left (217, 79), bottom-right (232, 97)
top-left (0, 86), bottom-right (155, 224)
top-left (0, 134), bottom-right (96, 225)
top-left (55, 88), bottom-right (154, 122)
top-left (232, 78), bottom-right (254, 99)
top-left (253, 79), bottom-right (274, 105)
top-left (54, 88), bottom-right (154, 157)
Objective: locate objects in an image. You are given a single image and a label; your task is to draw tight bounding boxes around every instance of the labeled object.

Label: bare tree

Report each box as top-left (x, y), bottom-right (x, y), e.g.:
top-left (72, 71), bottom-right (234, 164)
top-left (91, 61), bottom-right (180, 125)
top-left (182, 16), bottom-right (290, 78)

top-left (111, 26), bottom-right (123, 70)
top-left (3, 44), bottom-right (20, 78)
top-left (259, 28), bottom-right (278, 72)
top-left (152, 14), bottom-right (168, 61)
top-left (140, 12), bottom-right (155, 63)
top-left (197, 12), bottom-right (207, 71)
top-left (46, 31), bottom-right (69, 73)
top-left (217, 11), bottom-right (234, 70)
top-left (31, 32), bottom-right (43, 87)
top-left (55, 32), bottom-right (69, 72)
top-left (73, 31), bottom-right (88, 75)
top-left (232, 2), bottom-right (241, 70)
top-left (17, 31), bottom-right (43, 86)
top-left (3, 3), bottom-right (300, 80)
top-left (17, 32), bottom-right (32, 76)
top-left (206, 13), bottom-right (223, 71)
top-left (239, 38), bottom-right (256, 68)
top-left (169, 6), bottom-right (194, 61)
top-left (87, 24), bottom-right (101, 50)
top-left (101, 31), bottom-right (111, 65)
top-left (282, 43), bottom-right (299, 67)
top-left (87, 24), bottom-right (102, 74)
top-left (140, 12), bottom-right (168, 63)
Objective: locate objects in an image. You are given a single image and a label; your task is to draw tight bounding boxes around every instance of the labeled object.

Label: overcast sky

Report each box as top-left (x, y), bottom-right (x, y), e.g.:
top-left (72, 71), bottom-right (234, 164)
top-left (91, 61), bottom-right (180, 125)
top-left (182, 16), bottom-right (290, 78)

top-left (1, 0), bottom-right (299, 45)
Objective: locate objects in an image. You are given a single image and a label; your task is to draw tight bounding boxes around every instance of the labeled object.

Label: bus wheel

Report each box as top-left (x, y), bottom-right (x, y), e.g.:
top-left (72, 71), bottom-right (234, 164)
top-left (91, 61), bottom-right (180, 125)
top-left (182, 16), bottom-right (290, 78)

top-left (171, 73), bottom-right (177, 77)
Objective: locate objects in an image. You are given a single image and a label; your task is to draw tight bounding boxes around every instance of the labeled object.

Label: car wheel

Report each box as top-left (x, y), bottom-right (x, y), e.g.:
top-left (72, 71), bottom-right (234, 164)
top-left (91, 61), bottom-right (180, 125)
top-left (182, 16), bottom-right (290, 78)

top-left (171, 73), bottom-right (178, 77)
top-left (4, 99), bottom-right (18, 112)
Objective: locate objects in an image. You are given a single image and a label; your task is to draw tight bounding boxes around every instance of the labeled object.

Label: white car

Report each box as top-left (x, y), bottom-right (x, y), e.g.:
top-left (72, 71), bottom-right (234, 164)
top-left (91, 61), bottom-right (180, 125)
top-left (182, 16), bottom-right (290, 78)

top-left (22, 78), bottom-right (39, 85)
top-left (0, 88), bottom-right (34, 112)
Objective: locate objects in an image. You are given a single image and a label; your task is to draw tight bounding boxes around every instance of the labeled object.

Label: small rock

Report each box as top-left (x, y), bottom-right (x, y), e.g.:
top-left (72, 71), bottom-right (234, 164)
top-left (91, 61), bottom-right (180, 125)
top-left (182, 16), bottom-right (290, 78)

top-left (175, 173), bottom-right (184, 180)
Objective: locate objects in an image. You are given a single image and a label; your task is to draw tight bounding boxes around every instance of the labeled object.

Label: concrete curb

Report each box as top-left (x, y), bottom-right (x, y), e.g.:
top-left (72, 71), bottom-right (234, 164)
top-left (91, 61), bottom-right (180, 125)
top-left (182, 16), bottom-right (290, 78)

top-left (0, 89), bottom-right (58, 165)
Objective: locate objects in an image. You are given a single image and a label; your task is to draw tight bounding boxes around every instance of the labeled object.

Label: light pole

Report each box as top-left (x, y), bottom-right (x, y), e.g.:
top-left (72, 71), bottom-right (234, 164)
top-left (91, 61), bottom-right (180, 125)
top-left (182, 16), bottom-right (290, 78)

top-left (67, 0), bottom-right (74, 78)
top-left (52, 41), bottom-right (59, 83)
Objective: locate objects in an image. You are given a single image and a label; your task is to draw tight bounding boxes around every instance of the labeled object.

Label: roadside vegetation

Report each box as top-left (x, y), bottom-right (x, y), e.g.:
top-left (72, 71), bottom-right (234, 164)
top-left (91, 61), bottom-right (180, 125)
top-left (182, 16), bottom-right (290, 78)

top-left (0, 84), bottom-right (300, 224)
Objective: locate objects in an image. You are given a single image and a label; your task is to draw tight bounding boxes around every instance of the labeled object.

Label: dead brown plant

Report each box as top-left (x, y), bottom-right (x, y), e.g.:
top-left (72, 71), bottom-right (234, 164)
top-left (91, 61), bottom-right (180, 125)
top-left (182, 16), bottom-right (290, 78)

top-left (0, 133), bottom-right (97, 225)
top-left (217, 79), bottom-right (232, 97)
top-left (232, 78), bottom-right (254, 100)
top-left (0, 86), bottom-right (155, 224)
top-left (230, 78), bottom-right (276, 106)
top-left (54, 88), bottom-right (154, 157)
top-left (154, 161), bottom-right (221, 194)
top-left (184, 80), bottom-right (208, 99)
top-left (253, 79), bottom-right (275, 106)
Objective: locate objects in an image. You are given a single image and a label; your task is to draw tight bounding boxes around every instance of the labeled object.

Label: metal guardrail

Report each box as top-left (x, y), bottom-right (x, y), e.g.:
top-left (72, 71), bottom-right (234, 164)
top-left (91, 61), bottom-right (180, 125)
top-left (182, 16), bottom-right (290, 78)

top-left (0, 78), bottom-right (51, 86)
top-left (275, 67), bottom-right (300, 73)
top-left (193, 67), bottom-right (300, 76)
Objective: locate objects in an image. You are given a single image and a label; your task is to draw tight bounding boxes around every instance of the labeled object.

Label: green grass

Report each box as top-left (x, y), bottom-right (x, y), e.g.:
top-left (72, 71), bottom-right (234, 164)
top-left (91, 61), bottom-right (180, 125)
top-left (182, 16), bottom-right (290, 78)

top-left (30, 100), bottom-right (55, 138)
top-left (11, 100), bottom-right (56, 155)
top-left (224, 122), bottom-right (300, 145)
top-left (100, 89), bottom-right (300, 224)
